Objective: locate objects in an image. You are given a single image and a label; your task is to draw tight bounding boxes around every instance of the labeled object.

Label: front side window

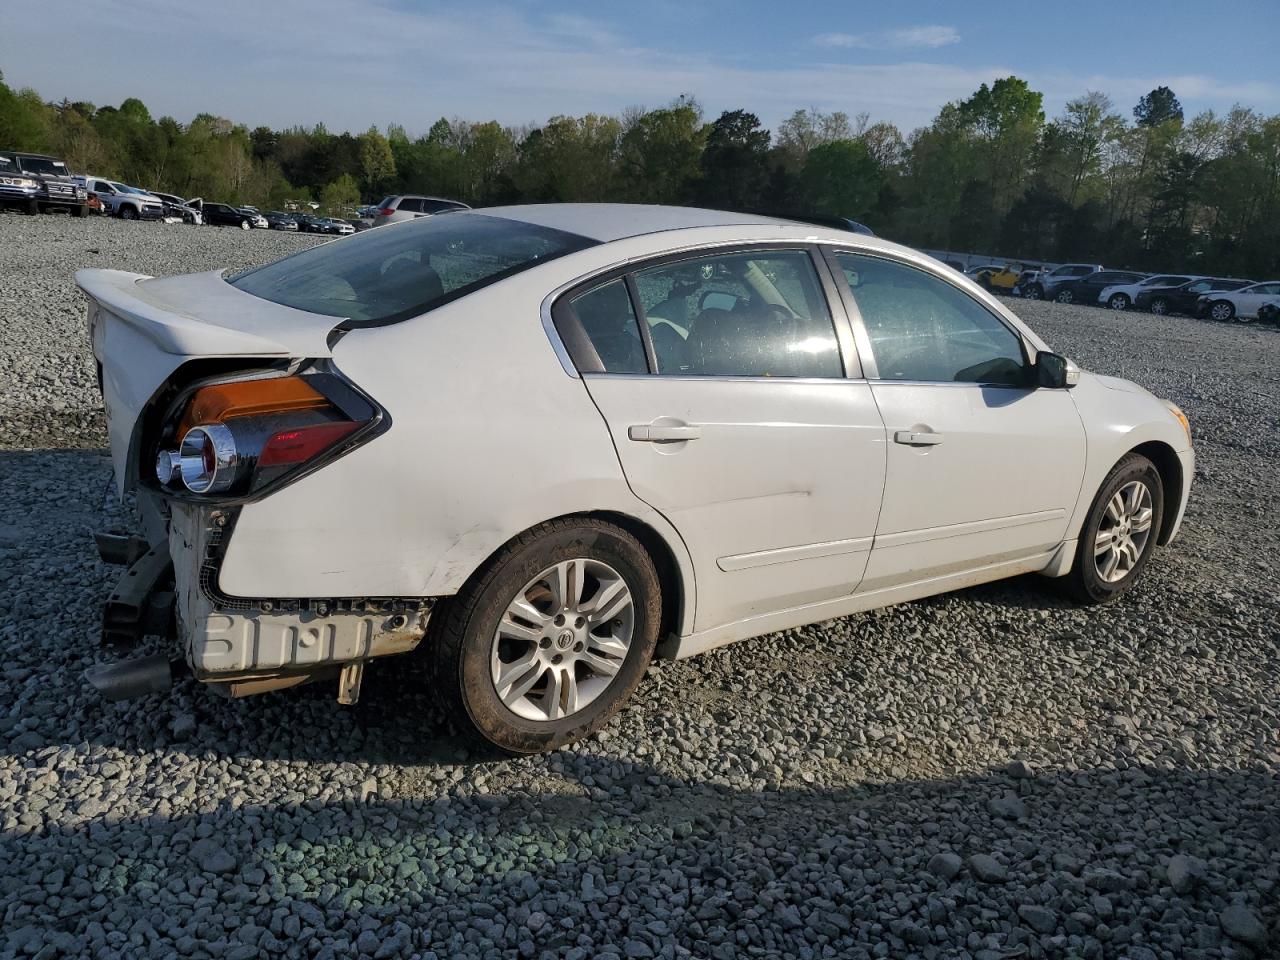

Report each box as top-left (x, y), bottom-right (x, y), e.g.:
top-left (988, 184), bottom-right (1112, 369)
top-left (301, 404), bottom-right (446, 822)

top-left (834, 252), bottom-right (1027, 386)
top-left (232, 213), bottom-right (594, 326)
top-left (633, 250), bottom-right (841, 378)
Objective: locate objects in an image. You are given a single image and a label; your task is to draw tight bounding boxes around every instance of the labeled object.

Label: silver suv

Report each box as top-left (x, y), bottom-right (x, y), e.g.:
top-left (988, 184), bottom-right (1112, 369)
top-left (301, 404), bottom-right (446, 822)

top-left (371, 194), bottom-right (469, 227)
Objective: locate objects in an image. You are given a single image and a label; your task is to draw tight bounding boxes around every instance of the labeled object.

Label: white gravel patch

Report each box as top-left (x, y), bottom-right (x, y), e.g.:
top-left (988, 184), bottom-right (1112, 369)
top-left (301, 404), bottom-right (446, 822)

top-left (1, 213), bottom-right (1277, 958)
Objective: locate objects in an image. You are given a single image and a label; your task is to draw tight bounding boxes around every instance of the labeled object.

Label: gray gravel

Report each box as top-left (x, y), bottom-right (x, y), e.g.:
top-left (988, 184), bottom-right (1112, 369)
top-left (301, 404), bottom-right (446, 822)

top-left (2, 213), bottom-right (1278, 958)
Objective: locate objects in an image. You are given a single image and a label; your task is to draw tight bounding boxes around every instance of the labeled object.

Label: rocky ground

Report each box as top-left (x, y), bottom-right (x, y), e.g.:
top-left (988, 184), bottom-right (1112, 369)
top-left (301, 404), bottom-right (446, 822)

top-left (1, 212), bottom-right (1276, 959)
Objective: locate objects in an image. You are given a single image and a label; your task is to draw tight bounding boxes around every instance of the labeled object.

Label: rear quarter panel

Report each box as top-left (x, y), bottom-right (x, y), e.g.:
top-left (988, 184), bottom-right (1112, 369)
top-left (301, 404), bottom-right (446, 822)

top-left (215, 262), bottom-right (695, 626)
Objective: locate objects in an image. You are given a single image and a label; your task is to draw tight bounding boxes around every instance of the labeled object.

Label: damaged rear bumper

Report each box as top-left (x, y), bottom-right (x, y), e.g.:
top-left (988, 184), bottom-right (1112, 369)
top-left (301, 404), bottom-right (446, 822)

top-left (90, 501), bottom-right (434, 702)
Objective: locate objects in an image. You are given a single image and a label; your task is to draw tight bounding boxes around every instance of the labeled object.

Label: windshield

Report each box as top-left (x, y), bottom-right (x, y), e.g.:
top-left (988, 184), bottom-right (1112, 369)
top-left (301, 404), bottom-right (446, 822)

top-left (231, 213), bottom-right (596, 326)
top-left (19, 157), bottom-right (68, 176)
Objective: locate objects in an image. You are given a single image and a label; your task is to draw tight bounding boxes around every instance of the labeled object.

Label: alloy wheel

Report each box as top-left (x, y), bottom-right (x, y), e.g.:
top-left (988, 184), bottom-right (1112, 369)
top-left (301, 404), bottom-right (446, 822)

top-left (1109, 295), bottom-right (1129, 310)
top-left (1093, 480), bottom-right (1154, 584)
top-left (1210, 302), bottom-right (1234, 321)
top-left (1057, 290), bottom-right (1074, 304)
top-left (490, 558), bottom-right (634, 722)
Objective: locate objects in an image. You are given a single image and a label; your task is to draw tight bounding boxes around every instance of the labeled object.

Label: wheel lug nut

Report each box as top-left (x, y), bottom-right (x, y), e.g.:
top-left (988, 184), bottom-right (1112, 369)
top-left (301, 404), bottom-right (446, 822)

top-left (539, 637), bottom-right (551, 648)
top-left (574, 641), bottom-right (584, 652)
top-left (554, 614), bottom-right (565, 626)
top-left (552, 654), bottom-right (563, 664)
top-left (575, 616), bottom-right (585, 628)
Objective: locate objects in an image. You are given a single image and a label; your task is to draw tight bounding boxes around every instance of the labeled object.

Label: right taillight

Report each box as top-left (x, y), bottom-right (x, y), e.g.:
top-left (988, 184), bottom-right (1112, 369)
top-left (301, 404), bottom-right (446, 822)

top-left (378, 207), bottom-right (394, 217)
top-left (153, 372), bottom-right (376, 498)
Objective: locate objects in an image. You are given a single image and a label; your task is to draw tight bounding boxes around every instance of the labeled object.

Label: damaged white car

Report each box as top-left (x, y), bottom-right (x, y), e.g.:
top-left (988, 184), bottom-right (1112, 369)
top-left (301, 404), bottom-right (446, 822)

top-left (79, 204), bottom-right (1194, 754)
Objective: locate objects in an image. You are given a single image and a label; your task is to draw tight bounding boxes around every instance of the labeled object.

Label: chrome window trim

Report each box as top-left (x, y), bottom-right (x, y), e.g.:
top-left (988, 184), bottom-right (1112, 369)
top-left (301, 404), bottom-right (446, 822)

top-left (582, 372), bottom-right (867, 386)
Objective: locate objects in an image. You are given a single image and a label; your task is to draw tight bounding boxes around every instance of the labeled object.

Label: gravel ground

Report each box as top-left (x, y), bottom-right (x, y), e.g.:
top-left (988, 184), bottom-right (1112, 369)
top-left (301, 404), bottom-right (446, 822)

top-left (1, 213), bottom-right (1277, 959)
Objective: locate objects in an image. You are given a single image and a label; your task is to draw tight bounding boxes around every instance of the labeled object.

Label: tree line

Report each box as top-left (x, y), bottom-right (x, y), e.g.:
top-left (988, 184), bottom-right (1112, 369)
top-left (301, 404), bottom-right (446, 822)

top-left (2, 72), bottom-right (1278, 276)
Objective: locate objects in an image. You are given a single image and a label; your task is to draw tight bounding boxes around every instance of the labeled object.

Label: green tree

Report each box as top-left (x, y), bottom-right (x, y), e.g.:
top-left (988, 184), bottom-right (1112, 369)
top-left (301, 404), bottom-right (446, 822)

top-left (358, 126), bottom-right (396, 196)
top-left (1134, 86), bottom-right (1183, 128)
top-left (797, 139), bottom-right (882, 220)
top-left (617, 98), bottom-right (706, 203)
top-left (320, 173), bottom-right (360, 215)
top-left (696, 110), bottom-right (770, 210)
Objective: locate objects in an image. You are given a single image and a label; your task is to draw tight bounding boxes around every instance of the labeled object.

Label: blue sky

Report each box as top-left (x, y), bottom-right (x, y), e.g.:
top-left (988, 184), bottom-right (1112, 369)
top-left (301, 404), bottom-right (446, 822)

top-left (3, 0), bottom-right (1278, 135)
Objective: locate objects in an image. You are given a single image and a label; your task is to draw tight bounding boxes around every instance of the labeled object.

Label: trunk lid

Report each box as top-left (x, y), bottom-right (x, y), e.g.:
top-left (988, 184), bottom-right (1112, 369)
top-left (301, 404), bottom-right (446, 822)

top-left (76, 268), bottom-right (346, 495)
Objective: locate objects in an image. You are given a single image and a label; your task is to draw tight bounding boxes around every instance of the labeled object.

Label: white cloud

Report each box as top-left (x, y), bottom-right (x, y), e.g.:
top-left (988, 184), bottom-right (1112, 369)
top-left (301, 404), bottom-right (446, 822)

top-left (814, 26), bottom-right (961, 51)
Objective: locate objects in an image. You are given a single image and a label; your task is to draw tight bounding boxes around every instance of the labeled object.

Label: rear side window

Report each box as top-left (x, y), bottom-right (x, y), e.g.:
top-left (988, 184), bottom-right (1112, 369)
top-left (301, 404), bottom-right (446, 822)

top-left (396, 198), bottom-right (423, 213)
top-left (567, 280), bottom-right (647, 374)
top-left (231, 213), bottom-right (595, 326)
top-left (834, 252), bottom-right (1027, 386)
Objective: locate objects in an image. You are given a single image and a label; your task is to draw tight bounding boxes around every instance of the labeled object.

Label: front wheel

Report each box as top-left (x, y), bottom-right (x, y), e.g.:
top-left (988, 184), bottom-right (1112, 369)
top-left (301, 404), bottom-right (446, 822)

top-left (1056, 289), bottom-right (1075, 304)
top-left (239, 219), bottom-right (251, 230)
top-left (1149, 298), bottom-right (1169, 315)
top-left (119, 205), bottom-right (138, 220)
top-left (430, 518), bottom-right (662, 754)
top-left (1108, 294), bottom-right (1129, 310)
top-left (1024, 284), bottom-right (1043, 300)
top-left (71, 204), bottom-right (87, 218)
top-left (1065, 453), bottom-right (1164, 604)
top-left (1209, 300), bottom-right (1235, 322)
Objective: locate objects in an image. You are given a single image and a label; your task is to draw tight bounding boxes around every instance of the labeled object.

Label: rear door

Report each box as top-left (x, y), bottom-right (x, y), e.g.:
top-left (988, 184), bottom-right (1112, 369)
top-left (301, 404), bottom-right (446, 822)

top-left (1237, 282), bottom-right (1280, 316)
top-left (556, 247), bottom-right (887, 633)
top-left (827, 249), bottom-right (1087, 591)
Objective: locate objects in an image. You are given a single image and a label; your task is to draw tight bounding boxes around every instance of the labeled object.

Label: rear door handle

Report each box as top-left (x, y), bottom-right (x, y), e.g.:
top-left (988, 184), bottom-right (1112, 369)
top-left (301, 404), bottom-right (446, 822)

top-left (894, 430), bottom-right (943, 446)
top-left (629, 423), bottom-right (702, 442)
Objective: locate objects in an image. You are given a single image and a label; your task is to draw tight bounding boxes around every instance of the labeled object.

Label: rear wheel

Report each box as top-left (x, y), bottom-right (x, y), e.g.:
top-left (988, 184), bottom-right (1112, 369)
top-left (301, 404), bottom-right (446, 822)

top-left (239, 219), bottom-right (251, 230)
top-left (1065, 453), bottom-right (1164, 604)
top-left (1209, 300), bottom-right (1235, 322)
top-left (1108, 294), bottom-right (1130, 310)
top-left (1056, 289), bottom-right (1075, 304)
top-left (1149, 297), bottom-right (1169, 315)
top-left (430, 518), bottom-right (662, 754)
top-left (1024, 284), bottom-right (1044, 300)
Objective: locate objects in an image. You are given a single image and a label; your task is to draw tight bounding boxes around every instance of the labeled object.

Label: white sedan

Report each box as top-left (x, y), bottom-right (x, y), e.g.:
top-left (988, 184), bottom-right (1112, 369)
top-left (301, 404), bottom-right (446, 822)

top-left (1197, 280), bottom-right (1280, 321)
top-left (1097, 274), bottom-right (1197, 311)
top-left (78, 205), bottom-right (1194, 754)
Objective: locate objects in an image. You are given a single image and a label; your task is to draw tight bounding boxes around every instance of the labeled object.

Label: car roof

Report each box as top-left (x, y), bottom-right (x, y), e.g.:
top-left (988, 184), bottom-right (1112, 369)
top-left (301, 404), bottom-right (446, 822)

top-left (481, 203), bottom-right (827, 244)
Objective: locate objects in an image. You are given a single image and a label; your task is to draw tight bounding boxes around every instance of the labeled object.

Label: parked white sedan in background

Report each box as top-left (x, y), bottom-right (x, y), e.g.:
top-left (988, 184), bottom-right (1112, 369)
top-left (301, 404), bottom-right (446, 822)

top-left (1198, 280), bottom-right (1280, 321)
top-left (1097, 273), bottom-right (1197, 311)
top-left (77, 205), bottom-right (1194, 754)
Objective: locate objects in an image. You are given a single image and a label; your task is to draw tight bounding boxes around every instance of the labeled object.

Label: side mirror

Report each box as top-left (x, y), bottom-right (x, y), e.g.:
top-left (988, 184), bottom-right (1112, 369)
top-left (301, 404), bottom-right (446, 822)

top-left (1034, 351), bottom-right (1080, 389)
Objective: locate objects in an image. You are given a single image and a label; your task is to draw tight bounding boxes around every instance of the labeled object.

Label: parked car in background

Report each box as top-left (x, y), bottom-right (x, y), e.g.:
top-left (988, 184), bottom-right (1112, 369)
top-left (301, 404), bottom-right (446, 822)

top-left (1098, 274), bottom-right (1197, 310)
top-left (202, 203), bottom-right (266, 229)
top-left (1, 151), bottom-right (88, 215)
top-left (293, 214), bottom-right (324, 233)
top-left (150, 191), bottom-right (203, 224)
top-left (1022, 264), bottom-right (1104, 301)
top-left (266, 211), bottom-right (299, 231)
top-left (314, 217), bottom-right (355, 235)
top-left (1134, 278), bottom-right (1252, 316)
top-left (76, 176), bottom-right (165, 220)
top-left (1196, 281), bottom-right (1280, 322)
top-left (78, 204), bottom-right (1194, 754)
top-left (1050, 270), bottom-right (1147, 305)
top-left (371, 194), bottom-right (469, 227)
top-left (971, 264), bottom-right (1022, 294)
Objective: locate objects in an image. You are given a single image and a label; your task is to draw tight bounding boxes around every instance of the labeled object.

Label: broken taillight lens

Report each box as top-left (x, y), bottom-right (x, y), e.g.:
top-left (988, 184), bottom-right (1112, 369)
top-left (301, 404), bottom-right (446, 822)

top-left (153, 372), bottom-right (376, 498)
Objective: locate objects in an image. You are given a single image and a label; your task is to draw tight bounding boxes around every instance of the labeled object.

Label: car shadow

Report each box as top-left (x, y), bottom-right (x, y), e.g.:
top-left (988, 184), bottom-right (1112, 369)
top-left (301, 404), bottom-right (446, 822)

top-left (2, 757), bottom-right (1276, 957)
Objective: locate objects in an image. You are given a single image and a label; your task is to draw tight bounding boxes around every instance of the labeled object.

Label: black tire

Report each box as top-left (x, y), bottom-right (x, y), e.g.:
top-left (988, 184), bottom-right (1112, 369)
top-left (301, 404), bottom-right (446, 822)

top-left (1149, 297), bottom-right (1169, 315)
top-left (119, 205), bottom-right (138, 220)
top-left (1108, 294), bottom-right (1129, 310)
top-left (239, 219), bottom-right (251, 230)
top-left (71, 204), bottom-right (87, 218)
top-left (1208, 300), bottom-right (1235, 322)
top-left (1064, 453), bottom-right (1164, 604)
top-left (1055, 289), bottom-right (1075, 304)
top-left (24, 199), bottom-right (39, 215)
top-left (430, 518), bottom-right (662, 754)
top-left (1025, 284), bottom-right (1043, 300)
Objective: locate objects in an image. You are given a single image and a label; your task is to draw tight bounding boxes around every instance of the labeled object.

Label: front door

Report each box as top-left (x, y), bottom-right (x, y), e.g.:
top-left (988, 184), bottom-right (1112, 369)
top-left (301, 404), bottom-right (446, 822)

top-left (557, 248), bottom-right (888, 633)
top-left (828, 249), bottom-right (1087, 591)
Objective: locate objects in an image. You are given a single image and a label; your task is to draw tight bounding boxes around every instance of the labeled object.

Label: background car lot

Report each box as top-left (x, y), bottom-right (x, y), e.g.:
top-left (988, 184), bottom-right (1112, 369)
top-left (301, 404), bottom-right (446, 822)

top-left (1, 214), bottom-right (1276, 957)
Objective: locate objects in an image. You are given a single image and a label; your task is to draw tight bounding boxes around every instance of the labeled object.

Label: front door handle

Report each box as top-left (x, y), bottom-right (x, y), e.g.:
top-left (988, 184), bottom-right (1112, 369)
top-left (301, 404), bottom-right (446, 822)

top-left (894, 430), bottom-right (943, 446)
top-left (629, 423), bottom-right (702, 442)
